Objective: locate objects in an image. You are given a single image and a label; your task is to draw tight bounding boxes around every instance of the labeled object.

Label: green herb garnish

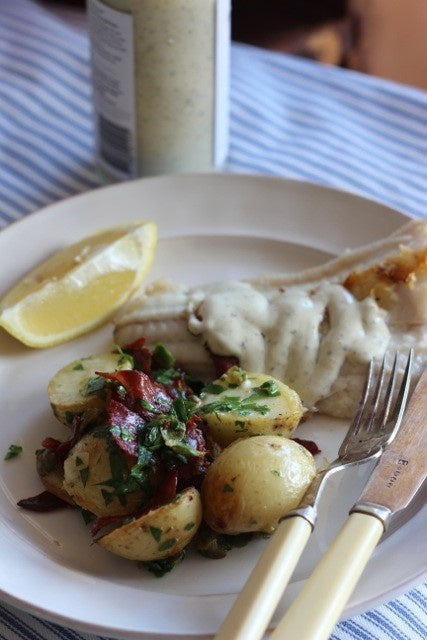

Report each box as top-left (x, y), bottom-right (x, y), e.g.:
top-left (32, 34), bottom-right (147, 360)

top-left (196, 525), bottom-right (252, 559)
top-left (143, 551), bottom-right (185, 577)
top-left (4, 444), bottom-right (22, 460)
top-left (110, 424), bottom-right (134, 443)
top-left (81, 376), bottom-right (106, 397)
top-left (258, 380), bottom-right (280, 397)
top-left (198, 393), bottom-right (270, 417)
top-left (115, 345), bottom-right (135, 368)
top-left (150, 526), bottom-right (162, 542)
top-left (202, 382), bottom-right (226, 395)
top-left (153, 343), bottom-right (174, 369)
top-left (79, 467), bottom-right (89, 487)
top-left (158, 538), bottom-right (176, 552)
top-left (198, 380), bottom-right (280, 417)
top-left (81, 509), bottom-right (96, 524)
top-left (101, 489), bottom-right (114, 506)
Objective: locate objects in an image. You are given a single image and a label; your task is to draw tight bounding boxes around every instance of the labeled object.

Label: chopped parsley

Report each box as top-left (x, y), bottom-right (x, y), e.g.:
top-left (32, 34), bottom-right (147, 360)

top-left (115, 345), bottom-right (135, 368)
top-left (4, 444), bottom-right (22, 460)
top-left (152, 343), bottom-right (174, 369)
top-left (79, 467), bottom-right (89, 487)
top-left (198, 393), bottom-right (270, 417)
top-left (150, 526), bottom-right (162, 542)
top-left (199, 378), bottom-right (280, 417)
top-left (81, 376), bottom-right (106, 397)
top-left (202, 382), bottom-right (226, 395)
top-left (101, 489), bottom-right (113, 506)
top-left (143, 551), bottom-right (185, 577)
top-left (158, 538), bottom-right (176, 552)
top-left (81, 509), bottom-right (96, 524)
top-left (110, 424), bottom-right (134, 443)
top-left (196, 525), bottom-right (253, 559)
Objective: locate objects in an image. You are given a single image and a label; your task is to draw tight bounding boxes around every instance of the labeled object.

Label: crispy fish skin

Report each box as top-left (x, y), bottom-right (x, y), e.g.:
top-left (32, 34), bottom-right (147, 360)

top-left (114, 220), bottom-right (427, 417)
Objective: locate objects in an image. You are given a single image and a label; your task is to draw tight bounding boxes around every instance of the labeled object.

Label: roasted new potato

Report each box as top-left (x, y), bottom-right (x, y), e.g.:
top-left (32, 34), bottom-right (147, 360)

top-left (48, 352), bottom-right (133, 426)
top-left (198, 367), bottom-right (303, 447)
top-left (62, 431), bottom-right (145, 517)
top-left (202, 435), bottom-right (316, 534)
top-left (97, 487), bottom-right (203, 561)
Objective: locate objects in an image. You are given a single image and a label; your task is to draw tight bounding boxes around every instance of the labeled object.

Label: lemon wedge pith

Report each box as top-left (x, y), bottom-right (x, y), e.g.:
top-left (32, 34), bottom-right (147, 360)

top-left (0, 221), bottom-right (157, 348)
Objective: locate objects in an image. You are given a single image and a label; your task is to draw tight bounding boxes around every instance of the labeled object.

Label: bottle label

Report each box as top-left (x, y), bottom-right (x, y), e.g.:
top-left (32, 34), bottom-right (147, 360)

top-left (87, 0), bottom-right (137, 179)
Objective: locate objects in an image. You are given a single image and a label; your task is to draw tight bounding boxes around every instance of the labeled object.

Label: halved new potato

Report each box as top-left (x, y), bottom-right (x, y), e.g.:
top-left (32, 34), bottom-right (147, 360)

top-left (63, 431), bottom-right (145, 517)
top-left (198, 367), bottom-right (303, 447)
top-left (48, 352), bottom-right (133, 427)
top-left (97, 487), bottom-right (202, 561)
top-left (202, 435), bottom-right (316, 534)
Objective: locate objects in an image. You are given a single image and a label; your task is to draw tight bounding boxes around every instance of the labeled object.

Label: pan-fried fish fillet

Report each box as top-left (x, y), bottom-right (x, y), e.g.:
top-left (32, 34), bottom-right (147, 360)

top-left (114, 220), bottom-right (427, 418)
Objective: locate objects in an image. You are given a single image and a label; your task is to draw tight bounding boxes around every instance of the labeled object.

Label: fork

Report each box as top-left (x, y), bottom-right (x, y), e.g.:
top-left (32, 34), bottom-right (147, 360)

top-left (214, 350), bottom-right (413, 640)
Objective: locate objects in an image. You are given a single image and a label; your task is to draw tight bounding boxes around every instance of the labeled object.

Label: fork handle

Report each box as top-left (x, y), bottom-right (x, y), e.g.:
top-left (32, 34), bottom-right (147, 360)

top-left (269, 512), bottom-right (383, 640)
top-left (214, 516), bottom-right (312, 640)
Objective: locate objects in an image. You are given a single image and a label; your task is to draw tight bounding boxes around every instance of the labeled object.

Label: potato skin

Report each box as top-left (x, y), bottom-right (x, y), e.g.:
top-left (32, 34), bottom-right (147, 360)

top-left (62, 432), bottom-right (145, 517)
top-left (97, 487), bottom-right (202, 561)
top-left (48, 352), bottom-right (133, 427)
top-left (199, 369), bottom-right (303, 447)
top-left (201, 435), bottom-right (316, 534)
top-left (36, 449), bottom-right (76, 506)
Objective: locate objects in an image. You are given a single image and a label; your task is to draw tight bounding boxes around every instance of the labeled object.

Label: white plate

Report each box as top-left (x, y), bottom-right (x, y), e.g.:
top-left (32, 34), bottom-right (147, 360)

top-left (0, 174), bottom-right (425, 639)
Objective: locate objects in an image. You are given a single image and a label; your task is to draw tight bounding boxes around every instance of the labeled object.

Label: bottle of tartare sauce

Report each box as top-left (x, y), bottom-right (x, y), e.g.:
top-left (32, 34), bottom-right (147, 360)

top-left (87, 0), bottom-right (230, 181)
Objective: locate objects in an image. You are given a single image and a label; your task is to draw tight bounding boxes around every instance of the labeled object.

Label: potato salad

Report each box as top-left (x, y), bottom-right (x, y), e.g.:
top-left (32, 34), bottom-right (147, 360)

top-left (18, 340), bottom-right (317, 576)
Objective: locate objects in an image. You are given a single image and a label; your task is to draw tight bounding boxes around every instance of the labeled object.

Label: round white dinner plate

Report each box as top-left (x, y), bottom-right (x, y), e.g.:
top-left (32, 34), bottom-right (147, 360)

top-left (0, 174), bottom-right (425, 639)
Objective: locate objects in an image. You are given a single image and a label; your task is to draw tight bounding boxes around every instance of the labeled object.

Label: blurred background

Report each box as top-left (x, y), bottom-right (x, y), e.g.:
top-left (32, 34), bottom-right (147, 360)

top-left (232, 0), bottom-right (427, 90)
top-left (45, 0), bottom-right (427, 90)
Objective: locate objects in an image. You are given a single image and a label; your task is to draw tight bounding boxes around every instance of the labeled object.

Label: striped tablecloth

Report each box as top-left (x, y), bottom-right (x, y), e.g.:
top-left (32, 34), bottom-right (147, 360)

top-left (0, 1), bottom-right (426, 639)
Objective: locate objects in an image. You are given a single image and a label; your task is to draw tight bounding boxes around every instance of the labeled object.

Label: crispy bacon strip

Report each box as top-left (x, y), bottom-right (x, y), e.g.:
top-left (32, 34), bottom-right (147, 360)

top-left (107, 398), bottom-right (144, 460)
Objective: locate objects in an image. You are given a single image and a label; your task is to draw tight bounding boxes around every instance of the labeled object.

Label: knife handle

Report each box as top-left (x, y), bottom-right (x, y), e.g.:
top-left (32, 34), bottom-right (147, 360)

top-left (269, 512), bottom-right (383, 640)
top-left (214, 515), bottom-right (312, 640)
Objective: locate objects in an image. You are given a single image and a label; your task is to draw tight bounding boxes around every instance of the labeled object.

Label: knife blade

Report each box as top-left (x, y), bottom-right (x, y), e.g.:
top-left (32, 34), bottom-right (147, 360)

top-left (351, 366), bottom-right (427, 528)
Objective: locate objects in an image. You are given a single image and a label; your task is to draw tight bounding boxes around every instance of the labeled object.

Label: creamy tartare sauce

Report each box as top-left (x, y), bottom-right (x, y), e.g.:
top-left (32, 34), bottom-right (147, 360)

top-left (88, 0), bottom-right (230, 180)
top-left (188, 281), bottom-right (390, 407)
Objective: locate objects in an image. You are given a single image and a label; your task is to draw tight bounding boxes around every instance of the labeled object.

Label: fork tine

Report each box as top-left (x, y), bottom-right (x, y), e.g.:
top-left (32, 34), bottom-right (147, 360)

top-left (364, 353), bottom-right (388, 432)
top-left (351, 358), bottom-right (374, 436)
top-left (383, 348), bottom-right (413, 444)
top-left (375, 351), bottom-right (399, 429)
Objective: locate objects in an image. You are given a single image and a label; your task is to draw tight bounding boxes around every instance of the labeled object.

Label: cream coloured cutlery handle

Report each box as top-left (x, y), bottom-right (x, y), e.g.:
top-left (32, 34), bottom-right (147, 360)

top-left (269, 512), bottom-right (383, 640)
top-left (214, 516), bottom-right (312, 640)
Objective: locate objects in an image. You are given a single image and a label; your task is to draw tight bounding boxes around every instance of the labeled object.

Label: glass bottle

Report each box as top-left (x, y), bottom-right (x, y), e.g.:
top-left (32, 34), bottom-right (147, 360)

top-left (87, 0), bottom-right (230, 181)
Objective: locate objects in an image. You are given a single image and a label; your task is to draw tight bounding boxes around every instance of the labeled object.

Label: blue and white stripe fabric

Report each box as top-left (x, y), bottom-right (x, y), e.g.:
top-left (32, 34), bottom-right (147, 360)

top-left (229, 46), bottom-right (427, 221)
top-left (1, 0), bottom-right (427, 226)
top-left (0, 1), bottom-right (426, 639)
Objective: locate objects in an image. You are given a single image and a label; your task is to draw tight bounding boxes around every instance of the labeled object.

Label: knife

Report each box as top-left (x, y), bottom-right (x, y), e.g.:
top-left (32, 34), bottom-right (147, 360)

top-left (269, 367), bottom-right (427, 640)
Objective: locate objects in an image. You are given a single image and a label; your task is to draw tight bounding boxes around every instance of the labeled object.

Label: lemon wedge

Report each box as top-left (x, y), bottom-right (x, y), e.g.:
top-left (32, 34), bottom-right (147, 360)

top-left (0, 221), bottom-right (157, 348)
